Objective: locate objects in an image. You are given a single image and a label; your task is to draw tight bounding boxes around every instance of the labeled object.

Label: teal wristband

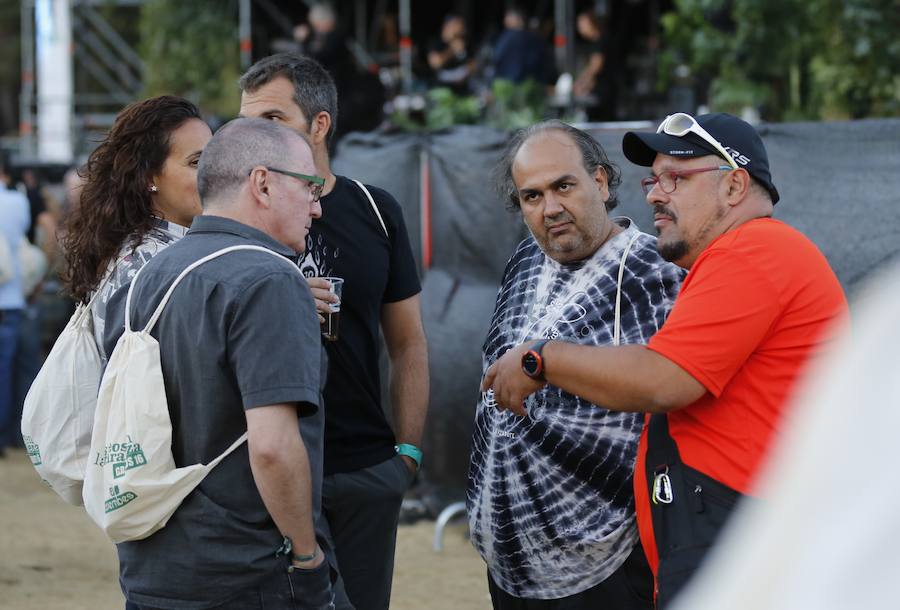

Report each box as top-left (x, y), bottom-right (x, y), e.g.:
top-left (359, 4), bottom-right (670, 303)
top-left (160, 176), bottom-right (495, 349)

top-left (276, 535), bottom-right (318, 564)
top-left (395, 443), bottom-right (423, 469)
top-left (291, 546), bottom-right (318, 563)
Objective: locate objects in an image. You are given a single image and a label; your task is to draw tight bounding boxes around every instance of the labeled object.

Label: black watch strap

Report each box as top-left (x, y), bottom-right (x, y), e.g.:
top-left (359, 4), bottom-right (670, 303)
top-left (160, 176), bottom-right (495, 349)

top-left (522, 339), bottom-right (551, 381)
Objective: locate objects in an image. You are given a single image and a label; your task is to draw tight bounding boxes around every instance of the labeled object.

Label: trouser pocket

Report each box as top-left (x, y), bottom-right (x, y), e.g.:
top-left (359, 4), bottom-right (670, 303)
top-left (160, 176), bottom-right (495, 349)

top-left (287, 559), bottom-right (336, 610)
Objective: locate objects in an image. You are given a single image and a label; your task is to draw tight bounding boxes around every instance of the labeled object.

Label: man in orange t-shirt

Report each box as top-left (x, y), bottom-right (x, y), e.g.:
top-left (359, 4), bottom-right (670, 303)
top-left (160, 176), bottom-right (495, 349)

top-left (481, 112), bottom-right (848, 608)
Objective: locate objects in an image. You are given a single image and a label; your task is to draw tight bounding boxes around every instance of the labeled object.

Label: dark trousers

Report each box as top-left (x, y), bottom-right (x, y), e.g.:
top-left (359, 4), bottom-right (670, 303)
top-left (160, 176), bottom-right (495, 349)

top-left (322, 454), bottom-right (414, 610)
top-left (126, 558), bottom-right (335, 610)
top-left (487, 544), bottom-right (654, 610)
top-left (12, 303), bottom-right (41, 447)
top-left (0, 309), bottom-right (23, 450)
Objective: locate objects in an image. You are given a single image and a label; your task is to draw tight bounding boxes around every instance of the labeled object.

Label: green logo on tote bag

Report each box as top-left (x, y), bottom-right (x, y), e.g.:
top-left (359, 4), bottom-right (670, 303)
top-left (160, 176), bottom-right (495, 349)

top-left (104, 485), bottom-right (138, 513)
top-left (95, 436), bottom-right (148, 478)
top-left (23, 435), bottom-right (42, 465)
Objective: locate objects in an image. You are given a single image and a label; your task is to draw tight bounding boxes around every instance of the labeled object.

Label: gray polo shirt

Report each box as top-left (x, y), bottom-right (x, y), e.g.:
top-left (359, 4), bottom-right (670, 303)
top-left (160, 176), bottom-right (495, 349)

top-left (103, 215), bottom-right (326, 609)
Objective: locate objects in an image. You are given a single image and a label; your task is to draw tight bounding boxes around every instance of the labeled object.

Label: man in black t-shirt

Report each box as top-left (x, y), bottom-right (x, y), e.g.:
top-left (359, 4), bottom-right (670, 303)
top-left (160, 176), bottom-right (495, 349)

top-left (239, 53), bottom-right (429, 610)
top-left (574, 10), bottom-right (616, 121)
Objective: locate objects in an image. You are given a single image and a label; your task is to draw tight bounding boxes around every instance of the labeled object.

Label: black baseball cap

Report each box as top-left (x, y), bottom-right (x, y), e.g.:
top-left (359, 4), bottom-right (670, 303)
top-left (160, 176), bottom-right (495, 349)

top-left (622, 112), bottom-right (780, 204)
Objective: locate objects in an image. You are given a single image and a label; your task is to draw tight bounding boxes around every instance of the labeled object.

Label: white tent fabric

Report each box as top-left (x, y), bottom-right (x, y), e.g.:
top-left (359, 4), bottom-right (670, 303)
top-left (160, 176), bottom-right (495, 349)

top-left (672, 262), bottom-right (900, 610)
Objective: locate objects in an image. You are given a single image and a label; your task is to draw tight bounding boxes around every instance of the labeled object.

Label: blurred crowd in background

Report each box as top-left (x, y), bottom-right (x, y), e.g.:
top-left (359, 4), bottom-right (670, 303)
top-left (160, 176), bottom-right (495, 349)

top-left (264, 2), bottom-right (658, 138)
top-left (0, 158), bottom-right (81, 455)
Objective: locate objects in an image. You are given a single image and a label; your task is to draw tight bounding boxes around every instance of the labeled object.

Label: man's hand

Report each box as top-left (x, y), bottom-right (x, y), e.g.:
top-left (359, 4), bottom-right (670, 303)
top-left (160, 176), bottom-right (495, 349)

top-left (481, 341), bottom-right (546, 416)
top-left (306, 277), bottom-right (338, 324)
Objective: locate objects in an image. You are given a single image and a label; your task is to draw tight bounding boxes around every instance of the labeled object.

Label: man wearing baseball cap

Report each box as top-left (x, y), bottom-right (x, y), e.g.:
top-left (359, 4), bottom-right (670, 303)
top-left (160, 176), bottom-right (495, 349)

top-left (481, 112), bottom-right (848, 607)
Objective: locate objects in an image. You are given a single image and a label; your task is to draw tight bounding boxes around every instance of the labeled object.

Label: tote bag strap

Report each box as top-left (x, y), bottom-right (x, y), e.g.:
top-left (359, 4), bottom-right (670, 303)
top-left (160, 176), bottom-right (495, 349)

top-left (125, 245), bottom-right (300, 334)
top-left (76, 257), bottom-right (122, 327)
top-left (352, 179), bottom-right (389, 239)
top-left (613, 231), bottom-right (641, 347)
top-left (206, 431), bottom-right (249, 469)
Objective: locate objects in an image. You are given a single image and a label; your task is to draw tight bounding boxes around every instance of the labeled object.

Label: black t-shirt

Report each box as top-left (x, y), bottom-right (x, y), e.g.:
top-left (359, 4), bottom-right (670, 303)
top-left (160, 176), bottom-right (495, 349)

top-left (299, 175), bottom-right (421, 474)
top-left (428, 38), bottom-right (473, 94)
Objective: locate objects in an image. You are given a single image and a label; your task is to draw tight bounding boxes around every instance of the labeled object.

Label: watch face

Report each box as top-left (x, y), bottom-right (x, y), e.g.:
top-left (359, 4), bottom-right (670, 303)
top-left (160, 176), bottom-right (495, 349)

top-left (522, 351), bottom-right (541, 377)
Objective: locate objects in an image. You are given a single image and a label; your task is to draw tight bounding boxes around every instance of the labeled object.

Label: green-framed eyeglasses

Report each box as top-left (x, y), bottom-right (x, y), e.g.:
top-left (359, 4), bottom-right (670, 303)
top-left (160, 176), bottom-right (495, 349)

top-left (266, 166), bottom-right (326, 202)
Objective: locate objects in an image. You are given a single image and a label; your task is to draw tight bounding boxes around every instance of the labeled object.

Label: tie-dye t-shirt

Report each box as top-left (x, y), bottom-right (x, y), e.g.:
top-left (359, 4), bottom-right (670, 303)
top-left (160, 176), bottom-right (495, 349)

top-left (467, 218), bottom-right (683, 599)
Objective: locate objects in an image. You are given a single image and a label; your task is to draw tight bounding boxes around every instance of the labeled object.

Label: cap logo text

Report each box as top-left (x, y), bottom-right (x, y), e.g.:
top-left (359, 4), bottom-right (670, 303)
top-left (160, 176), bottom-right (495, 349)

top-left (724, 146), bottom-right (751, 166)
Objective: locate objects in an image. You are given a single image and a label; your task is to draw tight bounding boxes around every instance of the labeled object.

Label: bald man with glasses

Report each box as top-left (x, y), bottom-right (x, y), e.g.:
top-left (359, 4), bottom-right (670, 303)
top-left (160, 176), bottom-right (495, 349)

top-left (483, 112), bottom-right (848, 607)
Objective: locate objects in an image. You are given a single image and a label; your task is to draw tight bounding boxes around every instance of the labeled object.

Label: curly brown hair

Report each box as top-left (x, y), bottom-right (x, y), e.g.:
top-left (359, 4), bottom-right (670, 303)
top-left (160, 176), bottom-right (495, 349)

top-left (60, 96), bottom-right (201, 303)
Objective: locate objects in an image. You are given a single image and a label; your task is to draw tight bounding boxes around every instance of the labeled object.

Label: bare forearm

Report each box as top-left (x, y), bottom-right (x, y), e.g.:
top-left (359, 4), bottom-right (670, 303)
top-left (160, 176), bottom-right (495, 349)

top-left (483, 339), bottom-right (705, 416)
top-left (390, 341), bottom-right (429, 446)
top-left (382, 296), bottom-right (429, 447)
top-left (248, 411), bottom-right (317, 554)
top-left (542, 341), bottom-right (703, 413)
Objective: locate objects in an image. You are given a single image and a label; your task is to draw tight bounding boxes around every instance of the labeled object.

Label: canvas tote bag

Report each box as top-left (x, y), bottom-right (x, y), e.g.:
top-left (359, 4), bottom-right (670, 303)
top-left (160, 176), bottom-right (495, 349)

top-left (0, 234), bottom-right (14, 284)
top-left (83, 244), bottom-right (302, 543)
top-left (21, 289), bottom-right (106, 504)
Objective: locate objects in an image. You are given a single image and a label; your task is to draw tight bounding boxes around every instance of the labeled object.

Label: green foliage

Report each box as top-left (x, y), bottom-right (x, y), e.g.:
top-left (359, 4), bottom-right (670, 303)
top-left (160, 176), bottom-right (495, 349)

top-left (138, 0), bottom-right (240, 117)
top-left (659, 0), bottom-right (900, 120)
top-left (809, 0), bottom-right (900, 118)
top-left (657, 1), bottom-right (732, 89)
top-left (390, 79), bottom-right (547, 132)
top-left (0, 2), bottom-right (21, 137)
top-left (0, 2), bottom-right (20, 84)
top-left (425, 88), bottom-right (482, 130)
top-left (486, 79), bottom-right (547, 130)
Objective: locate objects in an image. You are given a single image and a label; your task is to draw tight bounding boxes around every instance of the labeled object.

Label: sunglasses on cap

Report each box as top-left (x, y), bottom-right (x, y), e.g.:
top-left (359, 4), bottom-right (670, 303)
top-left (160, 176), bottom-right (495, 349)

top-left (657, 113), bottom-right (739, 170)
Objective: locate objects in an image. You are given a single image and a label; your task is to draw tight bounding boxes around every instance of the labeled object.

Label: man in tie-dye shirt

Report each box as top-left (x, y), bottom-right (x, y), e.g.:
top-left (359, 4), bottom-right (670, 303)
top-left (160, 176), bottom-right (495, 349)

top-left (467, 121), bottom-right (683, 609)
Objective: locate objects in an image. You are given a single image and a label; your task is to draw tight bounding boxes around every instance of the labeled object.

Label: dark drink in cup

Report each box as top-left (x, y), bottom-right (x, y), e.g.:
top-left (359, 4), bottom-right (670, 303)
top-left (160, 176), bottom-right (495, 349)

top-left (320, 277), bottom-right (344, 342)
top-left (322, 309), bottom-right (341, 342)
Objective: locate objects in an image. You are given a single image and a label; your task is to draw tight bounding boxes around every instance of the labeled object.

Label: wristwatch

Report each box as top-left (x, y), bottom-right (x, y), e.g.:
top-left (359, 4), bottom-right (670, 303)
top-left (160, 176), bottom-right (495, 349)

top-left (521, 339), bottom-right (551, 382)
top-left (275, 535), bottom-right (318, 564)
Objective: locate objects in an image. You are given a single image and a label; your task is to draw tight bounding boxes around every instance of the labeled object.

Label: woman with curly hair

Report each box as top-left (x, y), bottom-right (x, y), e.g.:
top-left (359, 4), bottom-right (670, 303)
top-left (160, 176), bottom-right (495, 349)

top-left (60, 95), bottom-right (212, 358)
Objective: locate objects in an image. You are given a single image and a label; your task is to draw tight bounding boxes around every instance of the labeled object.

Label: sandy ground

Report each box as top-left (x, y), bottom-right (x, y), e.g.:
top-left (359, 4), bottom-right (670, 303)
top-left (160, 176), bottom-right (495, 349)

top-left (0, 447), bottom-right (490, 610)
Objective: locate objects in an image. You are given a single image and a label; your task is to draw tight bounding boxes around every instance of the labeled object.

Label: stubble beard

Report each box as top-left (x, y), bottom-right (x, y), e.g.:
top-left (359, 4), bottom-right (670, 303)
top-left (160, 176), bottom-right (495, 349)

top-left (657, 237), bottom-right (689, 263)
top-left (653, 205), bottom-right (686, 262)
top-left (656, 203), bottom-right (726, 263)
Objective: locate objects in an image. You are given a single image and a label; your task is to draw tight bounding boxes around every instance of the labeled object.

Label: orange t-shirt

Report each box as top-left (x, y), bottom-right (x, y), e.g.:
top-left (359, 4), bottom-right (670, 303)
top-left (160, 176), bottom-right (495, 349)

top-left (634, 218), bottom-right (848, 575)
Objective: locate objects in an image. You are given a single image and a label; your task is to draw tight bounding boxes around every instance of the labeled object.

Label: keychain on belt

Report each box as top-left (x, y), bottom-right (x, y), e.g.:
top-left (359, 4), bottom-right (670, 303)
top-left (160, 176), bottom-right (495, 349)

top-left (652, 465), bottom-right (674, 504)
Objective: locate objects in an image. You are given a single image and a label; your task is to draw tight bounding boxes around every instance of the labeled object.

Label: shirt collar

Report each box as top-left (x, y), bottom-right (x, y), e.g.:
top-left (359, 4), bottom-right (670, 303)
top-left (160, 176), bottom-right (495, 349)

top-left (187, 215), bottom-right (298, 258)
top-left (151, 216), bottom-right (190, 238)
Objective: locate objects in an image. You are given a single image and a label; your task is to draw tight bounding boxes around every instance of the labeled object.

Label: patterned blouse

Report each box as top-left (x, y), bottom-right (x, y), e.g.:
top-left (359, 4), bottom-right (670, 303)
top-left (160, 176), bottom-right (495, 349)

top-left (89, 218), bottom-right (189, 360)
top-left (467, 219), bottom-right (684, 599)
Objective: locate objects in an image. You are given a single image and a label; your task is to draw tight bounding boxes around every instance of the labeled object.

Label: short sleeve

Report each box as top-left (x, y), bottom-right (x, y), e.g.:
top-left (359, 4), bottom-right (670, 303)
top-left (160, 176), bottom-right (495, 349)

top-left (372, 187), bottom-right (421, 303)
top-left (647, 249), bottom-right (781, 396)
top-left (228, 269), bottom-right (322, 411)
